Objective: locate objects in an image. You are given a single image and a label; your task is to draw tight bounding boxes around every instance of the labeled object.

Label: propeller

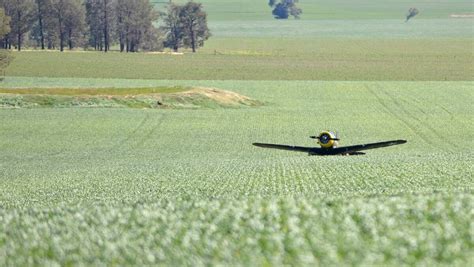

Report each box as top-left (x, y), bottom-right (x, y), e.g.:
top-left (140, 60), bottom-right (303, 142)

top-left (310, 134), bottom-right (340, 141)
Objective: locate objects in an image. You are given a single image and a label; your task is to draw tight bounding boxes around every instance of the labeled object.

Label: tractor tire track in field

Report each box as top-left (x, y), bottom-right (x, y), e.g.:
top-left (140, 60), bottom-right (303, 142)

top-left (114, 113), bottom-right (150, 150)
top-left (135, 113), bottom-right (167, 149)
top-left (103, 113), bottom-right (166, 156)
top-left (436, 104), bottom-right (472, 148)
top-left (366, 85), bottom-right (437, 149)
top-left (382, 89), bottom-right (458, 151)
top-left (107, 112), bottom-right (167, 153)
top-left (436, 103), bottom-right (467, 130)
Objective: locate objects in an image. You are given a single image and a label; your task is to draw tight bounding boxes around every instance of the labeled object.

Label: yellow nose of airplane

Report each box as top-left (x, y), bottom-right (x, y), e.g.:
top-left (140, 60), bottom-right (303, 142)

top-left (317, 131), bottom-right (338, 149)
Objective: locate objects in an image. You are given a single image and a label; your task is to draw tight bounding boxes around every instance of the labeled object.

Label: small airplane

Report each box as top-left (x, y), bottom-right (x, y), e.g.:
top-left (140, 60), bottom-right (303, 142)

top-left (253, 131), bottom-right (407, 156)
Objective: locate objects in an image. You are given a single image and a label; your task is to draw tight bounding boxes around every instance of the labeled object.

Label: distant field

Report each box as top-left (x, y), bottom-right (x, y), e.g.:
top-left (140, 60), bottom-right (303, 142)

top-left (155, 0), bottom-right (474, 20)
top-left (208, 19), bottom-right (473, 38)
top-left (1, 80), bottom-right (473, 265)
top-left (6, 2), bottom-right (473, 81)
top-left (6, 38), bottom-right (473, 81)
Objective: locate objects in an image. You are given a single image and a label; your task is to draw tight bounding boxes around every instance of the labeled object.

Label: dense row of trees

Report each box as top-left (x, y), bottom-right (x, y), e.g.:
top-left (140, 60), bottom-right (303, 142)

top-left (0, 0), bottom-right (210, 52)
top-left (0, 7), bottom-right (10, 77)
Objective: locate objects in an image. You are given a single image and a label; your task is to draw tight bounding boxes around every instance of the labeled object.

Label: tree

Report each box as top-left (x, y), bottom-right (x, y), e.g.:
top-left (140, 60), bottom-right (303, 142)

top-left (85, 0), bottom-right (114, 52)
top-left (0, 7), bottom-right (10, 38)
top-left (30, 0), bottom-right (58, 49)
top-left (161, 3), bottom-right (183, 52)
top-left (101, 0), bottom-right (113, 52)
top-left (406, 8), bottom-right (419, 22)
top-left (0, 9), bottom-right (13, 77)
top-left (33, 0), bottom-right (47, 49)
top-left (85, 0), bottom-right (102, 50)
top-left (268, 0), bottom-right (301, 19)
top-left (64, 0), bottom-right (85, 50)
top-left (2, 0), bottom-right (36, 51)
top-left (180, 2), bottom-right (210, 53)
top-left (115, 0), bottom-right (158, 52)
top-left (50, 0), bottom-right (66, 51)
top-left (42, 4), bottom-right (58, 50)
top-left (50, 0), bottom-right (85, 52)
top-left (1, 1), bottom-right (13, 49)
top-left (115, 0), bottom-right (130, 52)
top-left (141, 25), bottom-right (163, 51)
top-left (161, 1), bottom-right (210, 53)
top-left (1, 0), bottom-right (162, 52)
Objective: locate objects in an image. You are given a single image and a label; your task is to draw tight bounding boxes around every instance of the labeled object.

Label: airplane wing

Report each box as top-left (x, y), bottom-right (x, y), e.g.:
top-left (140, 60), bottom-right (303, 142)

top-left (329, 140), bottom-right (407, 155)
top-left (253, 140), bottom-right (406, 156)
top-left (252, 143), bottom-right (313, 153)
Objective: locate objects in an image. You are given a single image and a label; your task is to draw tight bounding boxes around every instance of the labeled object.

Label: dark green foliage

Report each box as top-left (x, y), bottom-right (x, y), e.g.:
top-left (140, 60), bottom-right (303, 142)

top-left (161, 1), bottom-right (210, 52)
top-left (0, 7), bottom-right (9, 38)
top-left (0, 0), bottom-right (159, 52)
top-left (50, 0), bottom-right (85, 51)
top-left (115, 0), bottom-right (159, 52)
top-left (406, 7), bottom-right (419, 22)
top-left (180, 2), bottom-right (210, 52)
top-left (272, 3), bottom-right (288, 19)
top-left (85, 0), bottom-right (114, 51)
top-left (161, 3), bottom-right (183, 52)
top-left (268, 0), bottom-right (301, 19)
top-left (1, 0), bottom-right (36, 50)
top-left (30, 0), bottom-right (57, 50)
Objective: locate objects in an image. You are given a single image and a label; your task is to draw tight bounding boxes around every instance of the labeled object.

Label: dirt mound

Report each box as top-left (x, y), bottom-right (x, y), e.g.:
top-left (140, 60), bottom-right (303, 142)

top-left (177, 87), bottom-right (260, 107)
top-left (156, 87), bottom-right (262, 109)
top-left (450, 14), bottom-right (474, 18)
top-left (0, 87), bottom-right (262, 109)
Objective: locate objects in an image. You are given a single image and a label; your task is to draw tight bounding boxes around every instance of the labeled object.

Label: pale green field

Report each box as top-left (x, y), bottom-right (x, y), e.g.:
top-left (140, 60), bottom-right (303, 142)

top-left (6, 1), bottom-right (473, 81)
top-left (1, 0), bottom-right (473, 265)
top-left (6, 37), bottom-right (473, 81)
top-left (208, 19), bottom-right (473, 38)
top-left (1, 79), bottom-right (473, 265)
top-left (156, 0), bottom-right (474, 20)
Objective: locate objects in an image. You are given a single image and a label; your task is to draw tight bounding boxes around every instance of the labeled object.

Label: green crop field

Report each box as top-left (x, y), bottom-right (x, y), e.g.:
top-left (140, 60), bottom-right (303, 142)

top-left (6, 37), bottom-right (473, 81)
top-left (1, 0), bottom-right (473, 266)
top-left (1, 79), bottom-right (473, 265)
top-left (6, 2), bottom-right (474, 81)
top-left (157, 0), bottom-right (473, 20)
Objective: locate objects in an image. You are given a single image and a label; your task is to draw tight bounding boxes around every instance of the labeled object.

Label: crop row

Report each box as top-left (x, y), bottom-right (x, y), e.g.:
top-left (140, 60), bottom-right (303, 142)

top-left (1, 193), bottom-right (472, 266)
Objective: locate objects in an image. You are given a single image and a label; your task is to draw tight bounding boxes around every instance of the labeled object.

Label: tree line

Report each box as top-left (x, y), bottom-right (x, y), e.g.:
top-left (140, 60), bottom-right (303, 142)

top-left (0, 0), bottom-right (210, 52)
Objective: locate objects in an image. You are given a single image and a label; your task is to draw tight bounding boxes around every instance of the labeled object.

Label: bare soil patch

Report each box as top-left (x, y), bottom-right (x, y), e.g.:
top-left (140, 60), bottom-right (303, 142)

top-left (450, 14), bottom-right (474, 18)
top-left (0, 87), bottom-right (262, 109)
